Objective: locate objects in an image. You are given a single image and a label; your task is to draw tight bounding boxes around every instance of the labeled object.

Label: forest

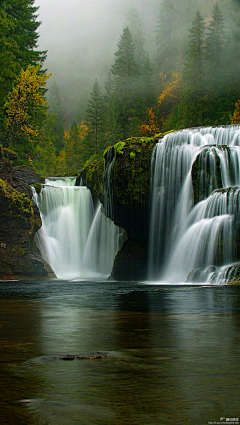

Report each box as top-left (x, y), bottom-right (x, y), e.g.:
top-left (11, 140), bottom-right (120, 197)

top-left (1, 0), bottom-right (240, 175)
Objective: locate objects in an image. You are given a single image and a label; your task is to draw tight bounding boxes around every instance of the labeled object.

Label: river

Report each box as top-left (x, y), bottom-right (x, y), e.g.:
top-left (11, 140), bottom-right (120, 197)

top-left (0, 280), bottom-right (240, 425)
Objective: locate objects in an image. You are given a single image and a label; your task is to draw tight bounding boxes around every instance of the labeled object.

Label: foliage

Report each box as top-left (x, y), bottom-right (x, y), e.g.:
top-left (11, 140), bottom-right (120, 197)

top-left (0, 178), bottom-right (34, 223)
top-left (1, 0), bottom-right (240, 176)
top-left (64, 121), bottom-right (89, 172)
top-left (127, 8), bottom-right (146, 68)
top-left (110, 27), bottom-right (140, 140)
top-left (155, 1), bottom-right (179, 76)
top-left (84, 79), bottom-right (105, 155)
top-left (157, 73), bottom-right (182, 128)
top-left (114, 141), bottom-right (126, 155)
top-left (140, 109), bottom-right (160, 136)
top-left (4, 65), bottom-right (51, 145)
top-left (48, 82), bottom-right (65, 154)
top-left (0, 0), bottom-right (46, 136)
top-left (80, 156), bottom-right (104, 197)
top-left (205, 2), bottom-right (226, 83)
top-left (231, 100), bottom-right (240, 124)
top-left (111, 138), bottom-right (157, 206)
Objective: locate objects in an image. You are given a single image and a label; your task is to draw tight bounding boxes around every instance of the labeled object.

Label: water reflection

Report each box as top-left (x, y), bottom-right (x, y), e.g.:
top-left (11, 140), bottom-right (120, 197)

top-left (0, 281), bottom-right (240, 425)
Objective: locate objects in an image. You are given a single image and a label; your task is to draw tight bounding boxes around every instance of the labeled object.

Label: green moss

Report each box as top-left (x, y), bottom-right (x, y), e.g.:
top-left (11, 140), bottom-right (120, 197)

top-left (0, 146), bottom-right (18, 160)
top-left (103, 146), bottom-right (111, 157)
top-left (114, 141), bottom-right (126, 155)
top-left (0, 178), bottom-right (34, 220)
top-left (110, 138), bottom-right (157, 206)
top-left (80, 158), bottom-right (104, 197)
top-left (32, 182), bottom-right (42, 194)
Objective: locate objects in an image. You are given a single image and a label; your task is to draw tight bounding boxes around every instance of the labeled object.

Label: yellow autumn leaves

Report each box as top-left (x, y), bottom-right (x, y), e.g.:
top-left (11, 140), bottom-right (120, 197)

top-left (4, 64), bottom-right (51, 143)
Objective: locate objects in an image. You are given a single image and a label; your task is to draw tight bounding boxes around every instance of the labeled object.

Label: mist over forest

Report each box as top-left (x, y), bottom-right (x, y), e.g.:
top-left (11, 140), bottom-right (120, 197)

top-left (35, 0), bottom-right (161, 124)
top-left (35, 0), bottom-right (240, 126)
top-left (1, 0), bottom-right (240, 175)
top-left (35, 0), bottom-right (222, 125)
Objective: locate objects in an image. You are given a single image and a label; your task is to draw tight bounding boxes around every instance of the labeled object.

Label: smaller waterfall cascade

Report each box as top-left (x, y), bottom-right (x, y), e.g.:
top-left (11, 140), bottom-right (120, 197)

top-left (33, 177), bottom-right (125, 279)
top-left (148, 126), bottom-right (240, 283)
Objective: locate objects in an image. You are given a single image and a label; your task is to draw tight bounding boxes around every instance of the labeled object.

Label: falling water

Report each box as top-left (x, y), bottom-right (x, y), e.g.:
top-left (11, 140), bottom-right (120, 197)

top-left (148, 126), bottom-right (240, 283)
top-left (33, 177), bottom-right (125, 279)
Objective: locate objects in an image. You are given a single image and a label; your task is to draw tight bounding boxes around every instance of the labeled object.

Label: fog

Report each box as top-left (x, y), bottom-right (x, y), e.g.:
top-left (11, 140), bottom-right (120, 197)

top-left (35, 0), bottom-right (161, 123)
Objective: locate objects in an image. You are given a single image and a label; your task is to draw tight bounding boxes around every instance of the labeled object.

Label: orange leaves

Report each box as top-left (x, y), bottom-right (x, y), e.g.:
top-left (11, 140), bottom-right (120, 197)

top-left (158, 73), bottom-right (182, 108)
top-left (4, 64), bottom-right (51, 143)
top-left (140, 108), bottom-right (160, 136)
top-left (78, 122), bottom-right (88, 141)
top-left (63, 122), bottom-right (88, 143)
top-left (231, 100), bottom-right (240, 125)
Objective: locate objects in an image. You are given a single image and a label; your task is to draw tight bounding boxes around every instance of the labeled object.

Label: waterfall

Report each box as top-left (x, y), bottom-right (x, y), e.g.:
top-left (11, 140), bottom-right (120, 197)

top-left (148, 126), bottom-right (240, 284)
top-left (33, 177), bottom-right (125, 280)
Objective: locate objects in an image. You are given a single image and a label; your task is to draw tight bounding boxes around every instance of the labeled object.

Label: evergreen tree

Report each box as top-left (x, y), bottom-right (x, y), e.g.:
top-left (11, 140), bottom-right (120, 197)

top-left (181, 11), bottom-right (206, 126)
top-left (103, 72), bottom-right (119, 145)
top-left (186, 11), bottom-right (205, 92)
top-left (111, 26), bottom-right (138, 91)
top-left (222, 0), bottom-right (240, 91)
top-left (84, 79), bottom-right (105, 155)
top-left (127, 8), bottom-right (146, 69)
top-left (141, 55), bottom-right (156, 108)
top-left (64, 121), bottom-right (88, 171)
top-left (111, 26), bottom-right (139, 139)
top-left (48, 82), bottom-right (64, 154)
top-left (203, 3), bottom-right (233, 124)
top-left (155, 1), bottom-right (179, 76)
top-left (0, 0), bottom-right (46, 137)
top-left (205, 3), bottom-right (226, 88)
top-left (4, 64), bottom-right (51, 160)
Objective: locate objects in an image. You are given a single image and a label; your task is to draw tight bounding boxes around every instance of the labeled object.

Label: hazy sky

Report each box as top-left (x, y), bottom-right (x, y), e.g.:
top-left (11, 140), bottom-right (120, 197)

top-left (34, 0), bottom-right (160, 121)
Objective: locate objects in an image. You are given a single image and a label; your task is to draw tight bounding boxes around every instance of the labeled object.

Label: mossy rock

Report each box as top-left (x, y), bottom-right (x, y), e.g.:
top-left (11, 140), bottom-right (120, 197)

top-left (80, 158), bottom-right (104, 198)
top-left (0, 146), bottom-right (18, 161)
top-left (0, 178), bottom-right (34, 223)
top-left (108, 137), bottom-right (158, 207)
top-left (32, 182), bottom-right (42, 194)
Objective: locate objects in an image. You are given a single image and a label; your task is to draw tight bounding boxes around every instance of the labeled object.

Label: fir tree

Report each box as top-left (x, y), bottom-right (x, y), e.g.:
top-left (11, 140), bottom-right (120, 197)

top-left (127, 8), bottom-right (146, 69)
top-left (181, 11), bottom-right (206, 126)
top-left (111, 26), bottom-right (139, 139)
top-left (84, 79), bottom-right (105, 155)
top-left (0, 0), bottom-right (46, 139)
top-left (205, 3), bottom-right (226, 87)
top-left (111, 26), bottom-right (138, 92)
top-left (48, 82), bottom-right (65, 154)
top-left (155, 0), bottom-right (178, 76)
top-left (141, 55), bottom-right (156, 107)
top-left (186, 11), bottom-right (205, 92)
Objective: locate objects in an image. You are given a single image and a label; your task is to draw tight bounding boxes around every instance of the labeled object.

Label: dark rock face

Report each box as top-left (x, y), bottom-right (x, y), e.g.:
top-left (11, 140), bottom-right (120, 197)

top-left (191, 146), bottom-right (233, 204)
top-left (0, 149), bottom-right (47, 280)
top-left (111, 240), bottom-right (148, 281)
top-left (81, 137), bottom-right (158, 280)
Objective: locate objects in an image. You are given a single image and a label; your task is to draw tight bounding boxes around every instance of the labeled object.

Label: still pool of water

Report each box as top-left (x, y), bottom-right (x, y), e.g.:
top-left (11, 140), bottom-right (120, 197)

top-left (0, 280), bottom-right (240, 425)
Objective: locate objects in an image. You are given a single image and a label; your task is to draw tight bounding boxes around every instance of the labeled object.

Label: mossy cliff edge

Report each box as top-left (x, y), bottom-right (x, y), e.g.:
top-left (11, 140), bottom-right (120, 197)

top-left (0, 147), bottom-right (47, 280)
top-left (81, 136), bottom-right (159, 280)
